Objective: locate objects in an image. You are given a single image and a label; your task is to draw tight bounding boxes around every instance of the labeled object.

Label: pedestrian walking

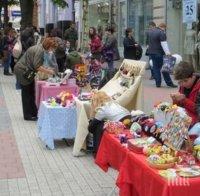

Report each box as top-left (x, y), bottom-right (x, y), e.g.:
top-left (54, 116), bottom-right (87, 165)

top-left (147, 22), bottom-right (177, 88)
top-left (2, 27), bottom-right (15, 75)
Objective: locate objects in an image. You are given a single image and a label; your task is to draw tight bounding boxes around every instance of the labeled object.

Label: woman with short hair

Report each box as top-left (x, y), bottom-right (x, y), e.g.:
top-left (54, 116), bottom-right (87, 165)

top-left (171, 61), bottom-right (200, 125)
top-left (14, 37), bottom-right (57, 121)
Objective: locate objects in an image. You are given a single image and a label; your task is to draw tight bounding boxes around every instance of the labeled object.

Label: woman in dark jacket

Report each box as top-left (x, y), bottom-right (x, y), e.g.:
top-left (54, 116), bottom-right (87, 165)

top-left (14, 37), bottom-right (57, 121)
top-left (123, 28), bottom-right (137, 60)
top-left (102, 26), bottom-right (119, 71)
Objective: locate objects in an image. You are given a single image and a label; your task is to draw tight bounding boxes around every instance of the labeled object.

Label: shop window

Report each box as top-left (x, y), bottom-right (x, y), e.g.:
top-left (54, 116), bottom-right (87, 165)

top-left (128, 0), bottom-right (153, 45)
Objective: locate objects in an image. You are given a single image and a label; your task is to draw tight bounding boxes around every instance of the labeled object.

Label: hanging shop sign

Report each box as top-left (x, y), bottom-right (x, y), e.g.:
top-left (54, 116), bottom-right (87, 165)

top-left (183, 0), bottom-right (197, 23)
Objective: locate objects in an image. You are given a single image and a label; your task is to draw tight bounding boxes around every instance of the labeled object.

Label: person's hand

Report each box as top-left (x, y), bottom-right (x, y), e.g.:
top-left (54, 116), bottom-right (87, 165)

top-left (170, 93), bottom-right (185, 102)
top-left (165, 52), bottom-right (171, 56)
top-left (48, 69), bottom-right (55, 76)
top-left (170, 93), bottom-right (176, 101)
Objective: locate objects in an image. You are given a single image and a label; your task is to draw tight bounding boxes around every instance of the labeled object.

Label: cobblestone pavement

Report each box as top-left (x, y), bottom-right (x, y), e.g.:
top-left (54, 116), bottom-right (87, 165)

top-left (0, 65), bottom-right (177, 196)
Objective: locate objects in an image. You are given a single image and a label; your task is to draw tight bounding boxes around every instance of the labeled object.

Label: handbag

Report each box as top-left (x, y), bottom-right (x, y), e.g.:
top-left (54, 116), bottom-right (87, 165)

top-left (161, 56), bottom-right (176, 73)
top-left (135, 44), bottom-right (143, 60)
top-left (23, 65), bottom-right (36, 82)
top-left (12, 38), bottom-right (22, 59)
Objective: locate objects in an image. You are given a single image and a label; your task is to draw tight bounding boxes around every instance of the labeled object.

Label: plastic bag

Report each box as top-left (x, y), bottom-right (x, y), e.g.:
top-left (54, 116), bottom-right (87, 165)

top-left (161, 55), bottom-right (176, 73)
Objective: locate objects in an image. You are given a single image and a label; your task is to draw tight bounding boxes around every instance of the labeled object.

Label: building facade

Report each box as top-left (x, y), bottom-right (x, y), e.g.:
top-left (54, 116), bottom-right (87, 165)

top-left (37, 0), bottom-right (74, 35)
top-left (140, 0), bottom-right (200, 65)
top-left (87, 0), bottom-right (154, 49)
top-left (86, 0), bottom-right (199, 65)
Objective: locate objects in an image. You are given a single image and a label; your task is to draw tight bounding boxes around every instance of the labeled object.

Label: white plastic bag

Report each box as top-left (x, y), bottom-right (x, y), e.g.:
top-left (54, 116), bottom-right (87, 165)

top-left (12, 38), bottom-right (22, 59)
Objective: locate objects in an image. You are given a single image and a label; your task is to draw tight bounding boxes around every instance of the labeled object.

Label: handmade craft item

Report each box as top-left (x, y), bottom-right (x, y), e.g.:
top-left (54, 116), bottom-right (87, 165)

top-left (176, 166), bottom-right (200, 177)
top-left (193, 145), bottom-right (200, 161)
top-left (159, 169), bottom-right (177, 179)
top-left (152, 102), bottom-right (192, 151)
top-left (147, 154), bottom-right (177, 170)
top-left (73, 64), bottom-right (88, 87)
top-left (127, 137), bottom-right (157, 154)
top-left (119, 66), bottom-right (135, 88)
top-left (103, 121), bottom-right (126, 134)
top-left (55, 91), bottom-right (75, 107)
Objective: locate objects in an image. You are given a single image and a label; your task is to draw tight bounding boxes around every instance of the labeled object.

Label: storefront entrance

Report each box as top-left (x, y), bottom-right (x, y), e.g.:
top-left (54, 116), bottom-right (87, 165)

top-left (127, 0), bottom-right (153, 45)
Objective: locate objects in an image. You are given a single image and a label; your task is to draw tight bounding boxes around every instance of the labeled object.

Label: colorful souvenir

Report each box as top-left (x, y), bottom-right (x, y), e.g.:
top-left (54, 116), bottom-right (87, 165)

top-left (153, 102), bottom-right (192, 151)
top-left (177, 167), bottom-right (200, 177)
top-left (130, 122), bottom-right (142, 134)
top-left (103, 121), bottom-right (125, 134)
top-left (159, 169), bottom-right (177, 179)
top-left (56, 91), bottom-right (75, 107)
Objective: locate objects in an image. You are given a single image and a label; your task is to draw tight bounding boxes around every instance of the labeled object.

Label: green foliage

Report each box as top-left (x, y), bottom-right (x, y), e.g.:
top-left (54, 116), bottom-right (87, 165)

top-left (0, 0), bottom-right (19, 6)
top-left (51, 0), bottom-right (68, 8)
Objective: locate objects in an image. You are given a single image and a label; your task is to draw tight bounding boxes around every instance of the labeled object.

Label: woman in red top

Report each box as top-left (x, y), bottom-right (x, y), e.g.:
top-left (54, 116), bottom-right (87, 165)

top-left (88, 27), bottom-right (102, 60)
top-left (171, 61), bottom-right (200, 125)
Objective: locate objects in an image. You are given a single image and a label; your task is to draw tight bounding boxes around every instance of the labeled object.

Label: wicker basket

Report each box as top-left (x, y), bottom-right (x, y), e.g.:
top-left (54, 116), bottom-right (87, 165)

top-left (148, 161), bottom-right (175, 170)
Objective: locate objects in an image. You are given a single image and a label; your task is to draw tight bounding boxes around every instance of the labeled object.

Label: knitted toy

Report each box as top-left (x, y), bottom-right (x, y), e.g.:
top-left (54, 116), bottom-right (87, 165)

top-left (56, 91), bottom-right (74, 107)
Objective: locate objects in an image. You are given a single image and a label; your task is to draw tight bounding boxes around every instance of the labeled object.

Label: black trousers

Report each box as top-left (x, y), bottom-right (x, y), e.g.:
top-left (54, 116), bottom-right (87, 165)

top-left (10, 55), bottom-right (15, 73)
top-left (88, 118), bottom-right (105, 153)
top-left (21, 81), bottom-right (38, 119)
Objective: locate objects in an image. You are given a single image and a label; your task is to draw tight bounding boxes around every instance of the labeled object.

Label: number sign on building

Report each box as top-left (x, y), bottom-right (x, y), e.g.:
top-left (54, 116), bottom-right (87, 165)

top-left (183, 0), bottom-right (197, 23)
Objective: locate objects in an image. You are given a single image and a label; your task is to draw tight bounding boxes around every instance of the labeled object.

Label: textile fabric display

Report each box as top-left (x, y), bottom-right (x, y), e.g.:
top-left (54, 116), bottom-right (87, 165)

top-left (101, 59), bottom-right (146, 111)
top-left (72, 59), bottom-right (146, 156)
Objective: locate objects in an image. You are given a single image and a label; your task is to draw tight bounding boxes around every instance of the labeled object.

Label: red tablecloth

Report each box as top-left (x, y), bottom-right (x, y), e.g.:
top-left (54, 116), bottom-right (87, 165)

top-left (35, 81), bottom-right (79, 108)
top-left (95, 132), bottom-right (129, 172)
top-left (117, 151), bottom-right (200, 196)
top-left (95, 132), bottom-right (200, 196)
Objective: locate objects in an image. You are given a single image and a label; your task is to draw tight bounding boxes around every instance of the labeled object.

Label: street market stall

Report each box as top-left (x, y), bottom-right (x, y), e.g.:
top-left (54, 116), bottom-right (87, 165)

top-left (95, 102), bottom-right (200, 196)
top-left (72, 59), bottom-right (146, 156)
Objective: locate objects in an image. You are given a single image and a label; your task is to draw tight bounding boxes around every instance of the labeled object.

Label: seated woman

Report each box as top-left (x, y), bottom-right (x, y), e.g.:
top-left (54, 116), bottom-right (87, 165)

top-left (170, 61), bottom-right (200, 125)
top-left (88, 91), bottom-right (131, 154)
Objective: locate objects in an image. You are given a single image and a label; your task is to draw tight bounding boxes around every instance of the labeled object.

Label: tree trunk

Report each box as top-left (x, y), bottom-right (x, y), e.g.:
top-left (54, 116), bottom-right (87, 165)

top-left (19, 0), bottom-right (34, 29)
top-left (3, 1), bottom-right (9, 27)
top-left (0, 6), bottom-right (2, 28)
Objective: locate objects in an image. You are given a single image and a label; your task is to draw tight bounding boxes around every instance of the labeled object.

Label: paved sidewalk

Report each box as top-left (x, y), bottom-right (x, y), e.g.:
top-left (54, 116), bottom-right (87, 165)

top-left (0, 68), bottom-right (118, 196)
top-left (0, 65), bottom-right (177, 196)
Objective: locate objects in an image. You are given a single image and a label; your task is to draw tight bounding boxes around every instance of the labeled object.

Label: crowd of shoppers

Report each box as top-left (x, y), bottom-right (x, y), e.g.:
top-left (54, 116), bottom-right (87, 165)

top-left (0, 19), bottom-right (198, 125)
